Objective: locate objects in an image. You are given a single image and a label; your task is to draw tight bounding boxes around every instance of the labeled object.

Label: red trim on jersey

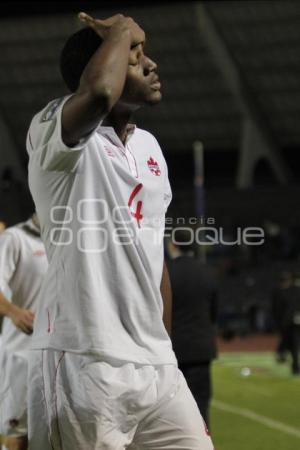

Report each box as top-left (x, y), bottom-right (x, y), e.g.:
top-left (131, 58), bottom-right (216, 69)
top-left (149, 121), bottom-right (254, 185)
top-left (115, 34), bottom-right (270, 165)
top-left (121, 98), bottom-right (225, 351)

top-left (203, 417), bottom-right (211, 436)
top-left (128, 183), bottom-right (143, 207)
top-left (47, 309), bottom-right (51, 333)
top-left (128, 183), bottom-right (144, 228)
top-left (134, 200), bottom-right (143, 228)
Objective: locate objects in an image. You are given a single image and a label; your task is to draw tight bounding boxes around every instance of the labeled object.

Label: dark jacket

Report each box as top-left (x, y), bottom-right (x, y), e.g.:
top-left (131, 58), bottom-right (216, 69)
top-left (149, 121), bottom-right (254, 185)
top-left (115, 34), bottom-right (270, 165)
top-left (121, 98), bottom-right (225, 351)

top-left (168, 256), bottom-right (218, 364)
top-left (272, 285), bottom-right (300, 329)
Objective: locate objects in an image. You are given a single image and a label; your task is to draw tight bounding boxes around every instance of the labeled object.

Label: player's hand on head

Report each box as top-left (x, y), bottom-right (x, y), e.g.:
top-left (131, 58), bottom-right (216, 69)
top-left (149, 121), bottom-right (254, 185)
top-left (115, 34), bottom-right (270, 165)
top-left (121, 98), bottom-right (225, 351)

top-left (10, 306), bottom-right (35, 335)
top-left (78, 12), bottom-right (145, 47)
top-left (78, 12), bottom-right (124, 31)
top-left (118, 16), bottom-right (145, 47)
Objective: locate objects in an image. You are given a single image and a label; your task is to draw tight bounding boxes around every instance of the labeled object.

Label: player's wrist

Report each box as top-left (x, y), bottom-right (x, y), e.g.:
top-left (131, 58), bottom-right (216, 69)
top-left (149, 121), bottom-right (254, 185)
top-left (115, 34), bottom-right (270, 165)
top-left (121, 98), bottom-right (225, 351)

top-left (6, 302), bottom-right (18, 319)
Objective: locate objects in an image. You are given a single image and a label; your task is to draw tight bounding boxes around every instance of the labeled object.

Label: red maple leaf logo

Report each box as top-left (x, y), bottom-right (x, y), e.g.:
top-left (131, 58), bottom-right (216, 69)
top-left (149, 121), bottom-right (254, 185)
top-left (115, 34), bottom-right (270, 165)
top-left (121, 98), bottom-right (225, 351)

top-left (147, 156), bottom-right (161, 176)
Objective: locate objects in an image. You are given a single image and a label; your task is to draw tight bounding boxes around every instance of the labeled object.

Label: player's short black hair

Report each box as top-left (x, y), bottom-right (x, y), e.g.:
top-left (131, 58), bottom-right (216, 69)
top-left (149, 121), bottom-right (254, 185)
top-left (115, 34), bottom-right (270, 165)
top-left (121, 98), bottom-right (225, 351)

top-left (60, 27), bottom-right (103, 93)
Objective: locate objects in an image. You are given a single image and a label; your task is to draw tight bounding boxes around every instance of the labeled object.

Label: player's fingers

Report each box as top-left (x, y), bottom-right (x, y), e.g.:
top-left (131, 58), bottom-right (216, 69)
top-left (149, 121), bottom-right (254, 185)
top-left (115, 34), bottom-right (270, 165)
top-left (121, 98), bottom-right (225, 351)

top-left (27, 310), bottom-right (35, 319)
top-left (78, 12), bottom-right (96, 28)
top-left (78, 12), bottom-right (94, 22)
top-left (21, 315), bottom-right (33, 328)
top-left (79, 12), bottom-right (124, 28)
top-left (19, 323), bottom-right (28, 334)
top-left (23, 324), bottom-right (33, 335)
top-left (98, 14), bottom-right (125, 26)
top-left (25, 317), bottom-right (34, 328)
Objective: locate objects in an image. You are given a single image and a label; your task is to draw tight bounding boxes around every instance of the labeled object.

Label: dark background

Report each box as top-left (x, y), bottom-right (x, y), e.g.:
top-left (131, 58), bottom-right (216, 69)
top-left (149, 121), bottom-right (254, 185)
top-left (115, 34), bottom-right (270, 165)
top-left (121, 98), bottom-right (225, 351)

top-left (0, 0), bottom-right (300, 332)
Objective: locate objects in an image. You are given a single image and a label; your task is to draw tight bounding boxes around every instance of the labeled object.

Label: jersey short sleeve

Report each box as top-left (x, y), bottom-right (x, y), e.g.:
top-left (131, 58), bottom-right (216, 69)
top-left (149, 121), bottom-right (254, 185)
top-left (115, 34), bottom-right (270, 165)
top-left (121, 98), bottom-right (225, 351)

top-left (26, 94), bottom-right (100, 172)
top-left (0, 231), bottom-right (19, 294)
top-left (148, 133), bottom-right (172, 213)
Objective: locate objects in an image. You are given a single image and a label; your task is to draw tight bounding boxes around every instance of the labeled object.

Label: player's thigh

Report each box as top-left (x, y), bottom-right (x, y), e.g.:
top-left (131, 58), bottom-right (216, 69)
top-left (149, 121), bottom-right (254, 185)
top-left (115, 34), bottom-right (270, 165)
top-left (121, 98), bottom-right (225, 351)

top-left (28, 349), bottom-right (135, 450)
top-left (27, 350), bottom-right (53, 450)
top-left (131, 370), bottom-right (214, 450)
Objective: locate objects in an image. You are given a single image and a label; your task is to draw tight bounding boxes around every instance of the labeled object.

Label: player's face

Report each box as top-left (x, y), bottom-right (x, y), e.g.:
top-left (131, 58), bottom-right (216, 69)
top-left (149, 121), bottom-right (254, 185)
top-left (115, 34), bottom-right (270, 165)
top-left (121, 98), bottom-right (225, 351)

top-left (120, 42), bottom-right (162, 108)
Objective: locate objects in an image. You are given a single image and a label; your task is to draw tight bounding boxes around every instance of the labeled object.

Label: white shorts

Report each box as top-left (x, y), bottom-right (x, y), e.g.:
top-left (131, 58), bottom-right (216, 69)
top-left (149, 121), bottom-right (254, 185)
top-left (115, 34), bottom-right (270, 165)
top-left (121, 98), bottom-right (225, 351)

top-left (28, 349), bottom-right (214, 450)
top-left (0, 349), bottom-right (28, 437)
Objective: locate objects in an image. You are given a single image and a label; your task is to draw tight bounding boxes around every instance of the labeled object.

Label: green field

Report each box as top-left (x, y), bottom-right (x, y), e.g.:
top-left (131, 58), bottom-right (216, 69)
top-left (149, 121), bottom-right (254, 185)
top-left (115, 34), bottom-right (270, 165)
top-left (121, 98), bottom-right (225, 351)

top-left (211, 353), bottom-right (300, 450)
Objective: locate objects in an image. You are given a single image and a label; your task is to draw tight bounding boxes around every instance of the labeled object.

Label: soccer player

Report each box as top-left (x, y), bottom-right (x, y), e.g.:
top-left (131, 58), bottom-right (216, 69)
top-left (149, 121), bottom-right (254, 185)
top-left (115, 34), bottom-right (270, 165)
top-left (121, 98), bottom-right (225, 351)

top-left (0, 214), bottom-right (47, 450)
top-left (26, 13), bottom-right (214, 450)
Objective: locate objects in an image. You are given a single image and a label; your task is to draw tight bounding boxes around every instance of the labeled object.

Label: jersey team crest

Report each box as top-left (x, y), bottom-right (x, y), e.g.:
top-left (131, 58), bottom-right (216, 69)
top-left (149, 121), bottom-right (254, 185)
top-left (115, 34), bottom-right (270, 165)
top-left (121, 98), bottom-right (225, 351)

top-left (147, 157), bottom-right (161, 176)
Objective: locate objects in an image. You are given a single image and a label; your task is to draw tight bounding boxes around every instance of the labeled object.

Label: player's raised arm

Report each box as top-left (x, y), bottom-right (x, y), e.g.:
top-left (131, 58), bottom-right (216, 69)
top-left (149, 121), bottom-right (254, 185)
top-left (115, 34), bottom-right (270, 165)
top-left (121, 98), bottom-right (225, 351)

top-left (61, 13), bottom-right (145, 146)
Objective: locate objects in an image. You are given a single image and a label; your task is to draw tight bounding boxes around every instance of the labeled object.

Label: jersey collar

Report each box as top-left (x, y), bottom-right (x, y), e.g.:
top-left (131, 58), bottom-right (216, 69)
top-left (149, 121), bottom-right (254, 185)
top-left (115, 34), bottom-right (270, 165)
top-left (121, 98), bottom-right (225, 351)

top-left (22, 218), bottom-right (40, 238)
top-left (96, 123), bottom-right (136, 147)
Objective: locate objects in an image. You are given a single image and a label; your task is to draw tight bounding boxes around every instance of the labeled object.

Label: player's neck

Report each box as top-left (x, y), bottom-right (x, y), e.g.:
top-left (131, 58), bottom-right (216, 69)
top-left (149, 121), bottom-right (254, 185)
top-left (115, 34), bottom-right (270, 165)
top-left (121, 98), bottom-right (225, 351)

top-left (31, 213), bottom-right (40, 231)
top-left (104, 104), bottom-right (137, 145)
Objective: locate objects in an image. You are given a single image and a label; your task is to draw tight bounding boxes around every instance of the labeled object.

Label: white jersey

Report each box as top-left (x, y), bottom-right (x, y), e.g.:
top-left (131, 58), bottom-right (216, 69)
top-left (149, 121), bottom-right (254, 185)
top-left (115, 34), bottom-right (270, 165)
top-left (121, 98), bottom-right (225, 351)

top-left (0, 219), bottom-right (48, 351)
top-left (27, 95), bottom-right (177, 365)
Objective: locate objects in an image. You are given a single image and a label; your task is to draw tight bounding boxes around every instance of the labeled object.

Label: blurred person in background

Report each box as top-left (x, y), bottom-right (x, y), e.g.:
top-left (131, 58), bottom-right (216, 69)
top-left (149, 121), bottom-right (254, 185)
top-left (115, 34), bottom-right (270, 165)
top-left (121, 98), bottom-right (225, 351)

top-left (167, 229), bottom-right (218, 428)
top-left (0, 213), bottom-right (47, 450)
top-left (272, 270), bottom-right (300, 374)
top-left (289, 271), bottom-right (300, 374)
top-left (272, 271), bottom-right (293, 362)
